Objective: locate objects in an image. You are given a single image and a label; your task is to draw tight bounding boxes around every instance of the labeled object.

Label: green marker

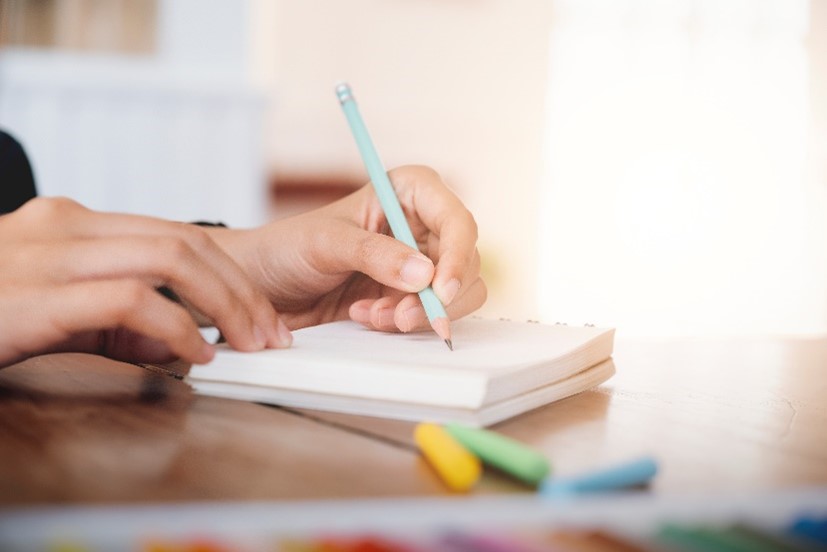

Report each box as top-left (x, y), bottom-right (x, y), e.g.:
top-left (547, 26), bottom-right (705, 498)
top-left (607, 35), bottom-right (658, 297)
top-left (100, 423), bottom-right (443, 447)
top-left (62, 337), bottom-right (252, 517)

top-left (444, 423), bottom-right (551, 486)
top-left (658, 525), bottom-right (765, 552)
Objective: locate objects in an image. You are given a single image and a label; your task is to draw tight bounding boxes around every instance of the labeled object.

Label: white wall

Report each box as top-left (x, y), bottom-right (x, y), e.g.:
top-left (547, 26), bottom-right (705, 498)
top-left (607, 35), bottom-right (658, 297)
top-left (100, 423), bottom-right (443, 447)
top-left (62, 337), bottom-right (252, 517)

top-left (0, 0), bottom-right (271, 227)
top-left (266, 0), bottom-right (553, 319)
top-left (8, 0), bottom-right (821, 334)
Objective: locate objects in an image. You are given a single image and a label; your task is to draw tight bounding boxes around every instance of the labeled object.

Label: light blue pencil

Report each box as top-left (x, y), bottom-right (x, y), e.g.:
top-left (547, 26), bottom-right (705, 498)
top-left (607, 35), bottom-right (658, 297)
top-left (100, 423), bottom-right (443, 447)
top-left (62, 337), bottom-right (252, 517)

top-left (335, 82), bottom-right (452, 350)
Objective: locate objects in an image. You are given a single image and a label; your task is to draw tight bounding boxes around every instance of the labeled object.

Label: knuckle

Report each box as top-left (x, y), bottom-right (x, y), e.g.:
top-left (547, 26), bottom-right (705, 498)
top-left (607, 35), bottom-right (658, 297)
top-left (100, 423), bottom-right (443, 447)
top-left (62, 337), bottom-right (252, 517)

top-left (111, 280), bottom-right (151, 317)
top-left (478, 278), bottom-right (488, 305)
top-left (409, 164), bottom-right (440, 179)
top-left (179, 224), bottom-right (212, 251)
top-left (17, 196), bottom-right (81, 223)
top-left (389, 165), bottom-right (441, 186)
top-left (157, 236), bottom-right (193, 265)
top-left (416, 165), bottom-right (441, 181)
top-left (465, 212), bottom-right (479, 241)
top-left (472, 247), bottom-right (482, 272)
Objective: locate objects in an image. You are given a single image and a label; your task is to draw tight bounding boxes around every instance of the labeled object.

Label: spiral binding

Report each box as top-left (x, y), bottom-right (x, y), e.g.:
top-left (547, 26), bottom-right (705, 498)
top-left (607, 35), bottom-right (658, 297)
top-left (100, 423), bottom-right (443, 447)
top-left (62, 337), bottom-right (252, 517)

top-left (472, 315), bottom-right (598, 327)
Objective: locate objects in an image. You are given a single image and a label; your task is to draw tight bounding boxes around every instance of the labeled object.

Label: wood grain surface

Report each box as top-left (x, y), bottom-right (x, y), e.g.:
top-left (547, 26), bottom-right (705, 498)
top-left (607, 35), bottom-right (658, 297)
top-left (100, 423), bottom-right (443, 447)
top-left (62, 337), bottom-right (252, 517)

top-left (1, 336), bottom-right (825, 505)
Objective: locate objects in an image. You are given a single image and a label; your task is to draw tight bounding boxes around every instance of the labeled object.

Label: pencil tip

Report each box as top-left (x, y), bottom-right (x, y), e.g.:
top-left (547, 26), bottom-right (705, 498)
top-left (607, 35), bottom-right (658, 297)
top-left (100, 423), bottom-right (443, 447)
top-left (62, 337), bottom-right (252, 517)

top-left (431, 317), bottom-right (453, 350)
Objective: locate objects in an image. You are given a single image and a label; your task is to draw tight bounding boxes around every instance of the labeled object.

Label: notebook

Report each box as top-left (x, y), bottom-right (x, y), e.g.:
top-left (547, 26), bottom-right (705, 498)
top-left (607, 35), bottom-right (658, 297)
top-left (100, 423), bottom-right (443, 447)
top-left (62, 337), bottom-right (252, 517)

top-left (187, 318), bottom-right (615, 426)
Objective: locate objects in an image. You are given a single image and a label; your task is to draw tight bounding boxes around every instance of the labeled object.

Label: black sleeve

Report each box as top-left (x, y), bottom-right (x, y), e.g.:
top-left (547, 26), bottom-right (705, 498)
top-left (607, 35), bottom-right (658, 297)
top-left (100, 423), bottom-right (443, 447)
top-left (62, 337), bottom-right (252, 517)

top-left (0, 130), bottom-right (37, 215)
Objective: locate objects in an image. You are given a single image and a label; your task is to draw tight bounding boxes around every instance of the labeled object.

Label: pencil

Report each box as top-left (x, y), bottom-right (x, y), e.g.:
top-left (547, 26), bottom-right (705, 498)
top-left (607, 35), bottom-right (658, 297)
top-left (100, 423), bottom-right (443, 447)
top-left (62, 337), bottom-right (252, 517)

top-left (335, 82), bottom-right (453, 350)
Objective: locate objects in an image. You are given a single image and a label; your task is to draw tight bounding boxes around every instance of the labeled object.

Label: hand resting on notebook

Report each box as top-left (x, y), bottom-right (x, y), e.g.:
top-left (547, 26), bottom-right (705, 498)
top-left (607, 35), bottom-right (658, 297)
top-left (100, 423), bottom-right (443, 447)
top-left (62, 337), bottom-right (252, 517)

top-left (0, 196), bottom-right (286, 367)
top-left (0, 165), bottom-right (485, 368)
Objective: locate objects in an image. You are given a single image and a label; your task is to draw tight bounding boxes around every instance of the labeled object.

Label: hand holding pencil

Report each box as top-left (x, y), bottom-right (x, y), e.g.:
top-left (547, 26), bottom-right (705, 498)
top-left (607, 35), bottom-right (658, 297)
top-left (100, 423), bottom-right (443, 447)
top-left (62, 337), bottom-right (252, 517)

top-left (201, 84), bottom-right (486, 342)
top-left (207, 167), bottom-right (486, 341)
top-left (335, 83), bottom-right (479, 348)
top-left (338, 165), bottom-right (486, 340)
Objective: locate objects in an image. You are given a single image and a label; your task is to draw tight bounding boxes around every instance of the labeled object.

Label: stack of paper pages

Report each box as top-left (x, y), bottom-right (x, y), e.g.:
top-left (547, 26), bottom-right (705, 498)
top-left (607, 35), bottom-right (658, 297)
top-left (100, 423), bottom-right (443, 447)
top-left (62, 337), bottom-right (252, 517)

top-left (188, 318), bottom-right (615, 427)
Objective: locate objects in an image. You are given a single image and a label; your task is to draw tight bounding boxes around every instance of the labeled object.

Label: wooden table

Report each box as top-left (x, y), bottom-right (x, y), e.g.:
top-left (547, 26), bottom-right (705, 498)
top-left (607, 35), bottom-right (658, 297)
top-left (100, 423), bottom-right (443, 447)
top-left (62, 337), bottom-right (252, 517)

top-left (1, 336), bottom-right (825, 505)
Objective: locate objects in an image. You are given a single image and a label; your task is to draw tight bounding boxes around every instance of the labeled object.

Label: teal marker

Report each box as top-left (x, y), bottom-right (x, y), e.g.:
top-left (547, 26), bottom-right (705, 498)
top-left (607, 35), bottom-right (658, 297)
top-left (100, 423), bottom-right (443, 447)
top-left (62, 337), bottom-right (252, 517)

top-left (336, 83), bottom-right (452, 350)
top-left (444, 423), bottom-right (551, 486)
top-left (539, 456), bottom-right (659, 497)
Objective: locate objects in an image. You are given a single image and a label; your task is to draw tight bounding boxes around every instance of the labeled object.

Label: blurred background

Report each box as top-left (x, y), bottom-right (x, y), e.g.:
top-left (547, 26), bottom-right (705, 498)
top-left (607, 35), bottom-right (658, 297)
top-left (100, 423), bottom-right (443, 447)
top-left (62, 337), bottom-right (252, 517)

top-left (0, 0), bottom-right (824, 338)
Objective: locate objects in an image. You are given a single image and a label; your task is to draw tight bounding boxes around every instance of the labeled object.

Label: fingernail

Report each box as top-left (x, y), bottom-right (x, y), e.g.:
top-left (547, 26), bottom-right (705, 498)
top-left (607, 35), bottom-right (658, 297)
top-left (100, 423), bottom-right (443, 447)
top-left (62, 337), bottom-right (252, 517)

top-left (200, 342), bottom-right (215, 363)
top-left (253, 325), bottom-right (267, 349)
top-left (440, 278), bottom-right (461, 305)
top-left (375, 307), bottom-right (395, 328)
top-left (350, 303), bottom-right (370, 324)
top-left (401, 255), bottom-right (434, 289)
top-left (276, 319), bottom-right (293, 348)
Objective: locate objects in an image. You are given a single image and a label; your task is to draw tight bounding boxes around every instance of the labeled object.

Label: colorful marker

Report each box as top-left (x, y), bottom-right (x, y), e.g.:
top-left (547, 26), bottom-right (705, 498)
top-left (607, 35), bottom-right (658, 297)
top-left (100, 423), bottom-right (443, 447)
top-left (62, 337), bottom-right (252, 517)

top-left (442, 532), bottom-right (553, 552)
top-left (444, 423), bottom-right (550, 486)
top-left (414, 423), bottom-right (481, 492)
top-left (789, 516), bottom-right (827, 546)
top-left (539, 456), bottom-right (658, 497)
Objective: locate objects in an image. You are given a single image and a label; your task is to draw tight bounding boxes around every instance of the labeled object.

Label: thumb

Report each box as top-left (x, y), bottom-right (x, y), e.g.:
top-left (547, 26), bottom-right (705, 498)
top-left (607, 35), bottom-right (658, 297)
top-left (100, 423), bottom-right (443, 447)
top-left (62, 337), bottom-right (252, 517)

top-left (316, 225), bottom-right (435, 292)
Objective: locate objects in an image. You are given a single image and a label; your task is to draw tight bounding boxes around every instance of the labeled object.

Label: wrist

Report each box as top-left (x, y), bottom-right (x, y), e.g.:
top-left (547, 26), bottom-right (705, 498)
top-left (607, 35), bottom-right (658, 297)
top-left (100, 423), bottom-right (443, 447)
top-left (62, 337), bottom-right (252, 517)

top-left (201, 225), bottom-right (265, 285)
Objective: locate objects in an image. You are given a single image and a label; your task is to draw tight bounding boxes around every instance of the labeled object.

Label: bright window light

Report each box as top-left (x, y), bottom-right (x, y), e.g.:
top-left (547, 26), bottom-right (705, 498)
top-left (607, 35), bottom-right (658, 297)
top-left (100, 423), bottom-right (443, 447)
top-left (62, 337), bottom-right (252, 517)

top-left (539, 0), bottom-right (825, 336)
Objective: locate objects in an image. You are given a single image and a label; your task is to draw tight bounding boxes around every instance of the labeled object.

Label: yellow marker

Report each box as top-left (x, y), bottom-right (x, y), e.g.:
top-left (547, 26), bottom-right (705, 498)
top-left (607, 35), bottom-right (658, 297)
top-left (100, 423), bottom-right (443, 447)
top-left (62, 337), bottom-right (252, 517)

top-left (414, 423), bottom-right (481, 492)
